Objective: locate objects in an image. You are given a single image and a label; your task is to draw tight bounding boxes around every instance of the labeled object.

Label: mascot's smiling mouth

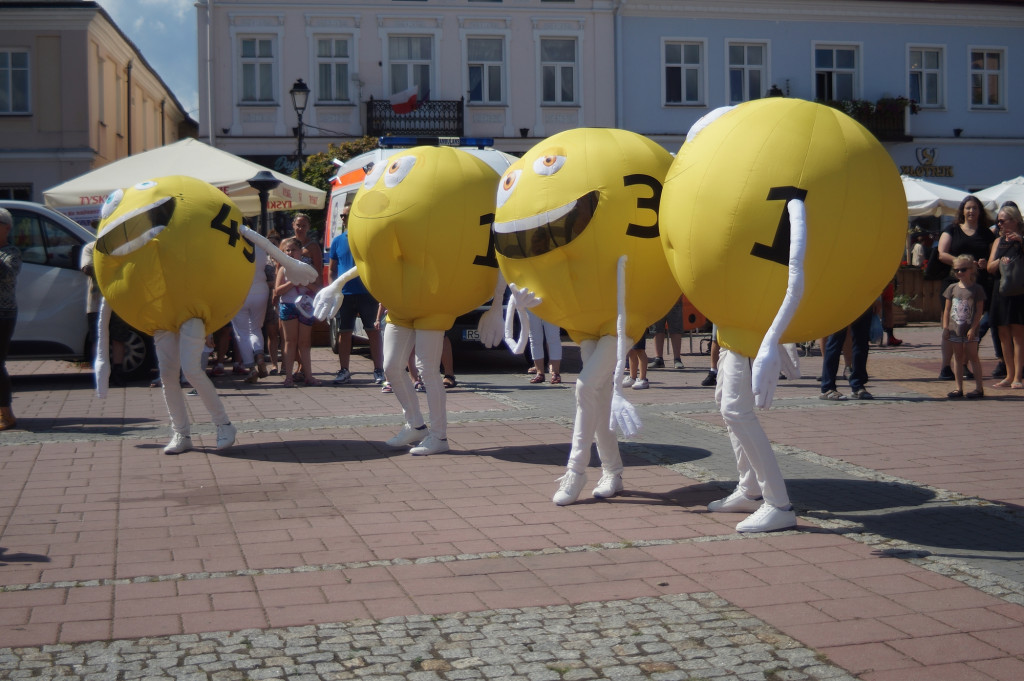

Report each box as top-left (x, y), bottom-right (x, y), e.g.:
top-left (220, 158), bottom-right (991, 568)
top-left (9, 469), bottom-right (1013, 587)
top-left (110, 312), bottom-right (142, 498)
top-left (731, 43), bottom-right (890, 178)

top-left (95, 197), bottom-right (177, 257)
top-left (493, 191), bottom-right (598, 259)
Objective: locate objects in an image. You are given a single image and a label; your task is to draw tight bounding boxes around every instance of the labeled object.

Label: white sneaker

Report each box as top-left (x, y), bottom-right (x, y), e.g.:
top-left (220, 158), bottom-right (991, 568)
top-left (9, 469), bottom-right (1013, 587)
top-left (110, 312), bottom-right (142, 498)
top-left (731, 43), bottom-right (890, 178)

top-left (631, 378), bottom-right (649, 390)
top-left (216, 423), bottom-right (236, 450)
top-left (163, 433), bottom-right (192, 455)
top-left (707, 488), bottom-right (763, 513)
top-left (410, 434), bottom-right (449, 456)
top-left (736, 503), bottom-right (797, 533)
top-left (552, 470), bottom-right (587, 506)
top-left (332, 368), bottom-right (352, 385)
top-left (386, 424), bottom-right (427, 448)
top-left (621, 376), bottom-right (635, 388)
top-left (592, 471), bottom-right (623, 499)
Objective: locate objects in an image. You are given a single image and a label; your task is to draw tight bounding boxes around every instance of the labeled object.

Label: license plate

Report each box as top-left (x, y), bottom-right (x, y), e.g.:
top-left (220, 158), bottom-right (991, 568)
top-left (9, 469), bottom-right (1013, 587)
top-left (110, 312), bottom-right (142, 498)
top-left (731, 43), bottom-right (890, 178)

top-left (462, 328), bottom-right (480, 341)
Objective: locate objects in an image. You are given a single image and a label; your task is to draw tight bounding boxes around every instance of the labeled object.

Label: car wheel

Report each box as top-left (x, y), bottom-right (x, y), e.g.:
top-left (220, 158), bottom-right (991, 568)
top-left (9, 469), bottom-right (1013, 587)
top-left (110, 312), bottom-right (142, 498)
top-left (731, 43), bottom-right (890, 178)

top-left (121, 331), bottom-right (155, 382)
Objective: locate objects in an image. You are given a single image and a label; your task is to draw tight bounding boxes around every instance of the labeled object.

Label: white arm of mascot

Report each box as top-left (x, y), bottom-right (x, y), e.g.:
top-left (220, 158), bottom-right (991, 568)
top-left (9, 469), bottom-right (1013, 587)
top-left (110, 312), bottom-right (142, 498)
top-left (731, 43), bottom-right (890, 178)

top-left (475, 270), bottom-right (540, 354)
top-left (311, 266), bottom-right (359, 321)
top-left (609, 255), bottom-right (641, 438)
top-left (240, 225), bottom-right (319, 287)
top-left (751, 199), bottom-right (807, 409)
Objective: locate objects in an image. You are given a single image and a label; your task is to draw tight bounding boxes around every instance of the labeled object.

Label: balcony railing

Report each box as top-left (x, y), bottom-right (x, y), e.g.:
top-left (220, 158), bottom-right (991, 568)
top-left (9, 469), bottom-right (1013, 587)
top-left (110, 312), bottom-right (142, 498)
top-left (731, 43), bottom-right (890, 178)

top-left (366, 97), bottom-right (465, 137)
top-left (857, 112), bottom-right (911, 142)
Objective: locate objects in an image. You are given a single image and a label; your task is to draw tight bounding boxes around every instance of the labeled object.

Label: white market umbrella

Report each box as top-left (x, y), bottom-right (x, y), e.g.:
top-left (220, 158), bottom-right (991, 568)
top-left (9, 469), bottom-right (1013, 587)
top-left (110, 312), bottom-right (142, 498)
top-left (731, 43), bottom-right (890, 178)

top-left (975, 176), bottom-right (1024, 215)
top-left (43, 138), bottom-right (325, 217)
top-left (901, 175), bottom-right (969, 217)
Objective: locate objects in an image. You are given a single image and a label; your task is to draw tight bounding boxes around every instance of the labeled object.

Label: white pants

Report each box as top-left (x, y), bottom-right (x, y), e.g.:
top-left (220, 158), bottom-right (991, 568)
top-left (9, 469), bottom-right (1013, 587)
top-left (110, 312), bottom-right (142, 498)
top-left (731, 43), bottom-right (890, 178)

top-left (716, 349), bottom-right (790, 508)
top-left (154, 318), bottom-right (229, 437)
top-left (383, 323), bottom-right (446, 440)
top-left (231, 282), bottom-right (269, 367)
top-left (565, 335), bottom-right (623, 476)
top-left (527, 310), bottom-right (563, 362)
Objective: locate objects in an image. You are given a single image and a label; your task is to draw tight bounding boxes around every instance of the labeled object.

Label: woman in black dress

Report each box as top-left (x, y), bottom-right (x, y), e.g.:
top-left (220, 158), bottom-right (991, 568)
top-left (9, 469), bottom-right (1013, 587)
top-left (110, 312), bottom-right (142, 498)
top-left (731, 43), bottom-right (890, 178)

top-left (986, 204), bottom-right (1024, 389)
top-left (937, 195), bottom-right (995, 379)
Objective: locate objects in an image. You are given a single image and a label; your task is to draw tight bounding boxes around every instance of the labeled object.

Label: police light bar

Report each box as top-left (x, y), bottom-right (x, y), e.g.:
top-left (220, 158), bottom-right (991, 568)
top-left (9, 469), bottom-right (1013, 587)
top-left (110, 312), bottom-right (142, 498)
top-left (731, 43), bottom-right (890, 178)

top-left (379, 136), bottom-right (495, 149)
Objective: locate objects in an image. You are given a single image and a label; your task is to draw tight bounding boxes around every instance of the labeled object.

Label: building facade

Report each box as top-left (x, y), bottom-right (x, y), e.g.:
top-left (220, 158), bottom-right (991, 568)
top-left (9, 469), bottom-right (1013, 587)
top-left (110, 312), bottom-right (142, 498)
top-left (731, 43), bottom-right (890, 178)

top-left (196, 0), bottom-right (1022, 191)
top-left (0, 0), bottom-right (195, 207)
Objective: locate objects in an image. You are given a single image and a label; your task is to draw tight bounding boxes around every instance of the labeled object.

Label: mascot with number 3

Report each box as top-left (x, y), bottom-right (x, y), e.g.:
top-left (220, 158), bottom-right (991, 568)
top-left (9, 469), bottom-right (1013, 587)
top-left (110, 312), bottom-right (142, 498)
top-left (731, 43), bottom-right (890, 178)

top-left (660, 99), bottom-right (907, 532)
top-left (93, 175), bottom-right (318, 455)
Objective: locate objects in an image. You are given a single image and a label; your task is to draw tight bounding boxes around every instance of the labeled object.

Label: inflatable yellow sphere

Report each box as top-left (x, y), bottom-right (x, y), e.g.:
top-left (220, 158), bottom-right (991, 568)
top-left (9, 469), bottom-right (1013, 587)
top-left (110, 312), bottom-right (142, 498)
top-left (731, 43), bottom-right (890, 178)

top-left (348, 146), bottom-right (500, 330)
top-left (94, 175), bottom-right (255, 336)
top-left (492, 128), bottom-right (679, 342)
top-left (660, 99), bottom-right (907, 357)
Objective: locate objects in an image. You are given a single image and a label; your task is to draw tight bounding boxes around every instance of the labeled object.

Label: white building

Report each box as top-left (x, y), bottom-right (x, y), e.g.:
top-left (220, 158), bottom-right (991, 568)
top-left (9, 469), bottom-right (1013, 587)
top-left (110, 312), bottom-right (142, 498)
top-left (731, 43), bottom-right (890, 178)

top-left (196, 0), bottom-right (1024, 191)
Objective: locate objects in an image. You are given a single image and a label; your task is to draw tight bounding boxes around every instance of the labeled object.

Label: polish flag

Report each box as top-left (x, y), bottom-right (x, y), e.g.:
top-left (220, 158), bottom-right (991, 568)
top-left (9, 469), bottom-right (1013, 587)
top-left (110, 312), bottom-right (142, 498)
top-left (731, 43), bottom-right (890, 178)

top-left (389, 86), bottom-right (420, 114)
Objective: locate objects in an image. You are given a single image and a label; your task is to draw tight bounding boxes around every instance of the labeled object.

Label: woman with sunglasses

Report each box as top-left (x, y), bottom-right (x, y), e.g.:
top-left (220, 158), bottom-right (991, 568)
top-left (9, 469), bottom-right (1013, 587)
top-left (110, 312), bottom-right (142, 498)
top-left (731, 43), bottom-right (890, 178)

top-left (936, 195), bottom-right (996, 380)
top-left (986, 204), bottom-right (1024, 389)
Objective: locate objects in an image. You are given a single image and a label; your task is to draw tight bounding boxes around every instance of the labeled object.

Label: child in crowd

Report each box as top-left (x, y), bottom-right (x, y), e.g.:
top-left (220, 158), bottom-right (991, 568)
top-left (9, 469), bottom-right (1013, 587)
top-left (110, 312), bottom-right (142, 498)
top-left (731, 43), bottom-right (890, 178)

top-left (942, 254), bottom-right (986, 399)
top-left (276, 237), bottom-right (319, 387)
top-left (622, 329), bottom-right (649, 390)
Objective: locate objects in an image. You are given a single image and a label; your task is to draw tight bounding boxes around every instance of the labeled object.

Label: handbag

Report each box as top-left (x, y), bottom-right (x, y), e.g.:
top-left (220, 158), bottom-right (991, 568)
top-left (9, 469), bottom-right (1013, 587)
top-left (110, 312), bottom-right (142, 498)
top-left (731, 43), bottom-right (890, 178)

top-left (998, 245), bottom-right (1024, 297)
top-left (922, 243), bottom-right (950, 281)
top-left (869, 313), bottom-right (883, 344)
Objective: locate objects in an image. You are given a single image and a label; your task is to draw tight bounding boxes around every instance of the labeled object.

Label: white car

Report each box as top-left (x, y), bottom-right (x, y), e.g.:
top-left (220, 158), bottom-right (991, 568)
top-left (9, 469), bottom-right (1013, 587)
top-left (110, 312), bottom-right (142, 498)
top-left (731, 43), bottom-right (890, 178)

top-left (0, 200), bottom-right (154, 379)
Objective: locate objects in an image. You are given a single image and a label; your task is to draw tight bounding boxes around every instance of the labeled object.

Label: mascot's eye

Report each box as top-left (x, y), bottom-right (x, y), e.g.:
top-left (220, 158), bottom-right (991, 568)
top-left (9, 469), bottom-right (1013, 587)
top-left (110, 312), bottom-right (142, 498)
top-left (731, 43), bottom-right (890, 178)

top-left (383, 156), bottom-right (416, 188)
top-left (496, 170), bottom-right (521, 208)
top-left (101, 188), bottom-right (124, 220)
top-left (133, 180), bottom-right (158, 191)
top-left (532, 154), bottom-right (566, 176)
top-left (363, 161), bottom-right (386, 189)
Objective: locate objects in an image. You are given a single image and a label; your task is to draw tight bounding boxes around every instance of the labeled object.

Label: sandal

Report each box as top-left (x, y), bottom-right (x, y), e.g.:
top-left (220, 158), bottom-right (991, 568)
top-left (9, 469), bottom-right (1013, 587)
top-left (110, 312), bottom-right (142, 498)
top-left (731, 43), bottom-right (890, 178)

top-left (381, 382), bottom-right (393, 393)
top-left (414, 380), bottom-right (426, 392)
top-left (527, 366), bottom-right (538, 374)
top-left (966, 389), bottom-right (985, 399)
top-left (550, 373), bottom-right (562, 384)
top-left (529, 373), bottom-right (546, 384)
top-left (443, 375), bottom-right (457, 389)
top-left (282, 377), bottom-right (294, 388)
top-left (947, 389), bottom-right (963, 399)
top-left (1013, 382), bottom-right (1024, 390)
top-left (993, 380), bottom-right (1012, 388)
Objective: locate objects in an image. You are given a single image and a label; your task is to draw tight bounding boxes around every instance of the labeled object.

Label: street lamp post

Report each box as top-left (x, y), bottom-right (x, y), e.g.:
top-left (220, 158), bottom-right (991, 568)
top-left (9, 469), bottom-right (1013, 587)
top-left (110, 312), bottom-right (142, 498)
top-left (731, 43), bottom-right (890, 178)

top-left (247, 170), bottom-right (281, 237)
top-left (289, 78), bottom-right (310, 182)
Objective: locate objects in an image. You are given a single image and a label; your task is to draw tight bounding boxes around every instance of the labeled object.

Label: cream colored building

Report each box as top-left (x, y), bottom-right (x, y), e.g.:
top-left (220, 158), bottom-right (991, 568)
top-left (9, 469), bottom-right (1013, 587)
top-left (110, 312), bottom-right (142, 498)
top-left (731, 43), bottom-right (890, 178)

top-left (0, 0), bottom-right (195, 206)
top-left (197, 0), bottom-right (615, 172)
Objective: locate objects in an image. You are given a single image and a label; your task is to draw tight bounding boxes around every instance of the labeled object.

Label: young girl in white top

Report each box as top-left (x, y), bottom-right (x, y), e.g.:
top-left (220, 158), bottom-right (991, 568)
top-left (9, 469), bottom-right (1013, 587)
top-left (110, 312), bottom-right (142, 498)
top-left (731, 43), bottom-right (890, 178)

top-left (942, 254), bottom-right (986, 399)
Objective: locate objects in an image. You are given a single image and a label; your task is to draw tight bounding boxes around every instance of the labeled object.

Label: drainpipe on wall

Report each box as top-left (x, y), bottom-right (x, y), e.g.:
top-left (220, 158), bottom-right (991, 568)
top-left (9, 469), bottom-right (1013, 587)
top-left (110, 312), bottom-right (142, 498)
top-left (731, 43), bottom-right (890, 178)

top-left (126, 60), bottom-right (133, 155)
top-left (613, 0), bottom-right (625, 129)
top-left (160, 99), bottom-right (166, 144)
top-left (207, 0), bottom-right (217, 147)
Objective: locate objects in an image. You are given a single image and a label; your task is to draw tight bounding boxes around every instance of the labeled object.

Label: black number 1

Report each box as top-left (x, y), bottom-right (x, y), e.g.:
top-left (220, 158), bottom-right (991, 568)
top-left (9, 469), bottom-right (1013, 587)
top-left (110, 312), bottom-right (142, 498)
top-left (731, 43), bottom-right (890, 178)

top-left (750, 186), bottom-right (808, 266)
top-left (473, 212), bottom-right (499, 268)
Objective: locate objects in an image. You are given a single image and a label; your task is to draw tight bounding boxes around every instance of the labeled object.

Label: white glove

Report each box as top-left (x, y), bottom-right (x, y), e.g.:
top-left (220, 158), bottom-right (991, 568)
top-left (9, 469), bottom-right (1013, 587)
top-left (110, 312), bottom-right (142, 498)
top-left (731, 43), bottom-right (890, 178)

top-left (476, 275), bottom-right (507, 348)
top-left (508, 283), bottom-right (541, 311)
top-left (313, 276), bottom-right (345, 321)
top-left (751, 344), bottom-right (781, 409)
top-left (610, 391), bottom-right (642, 438)
top-left (503, 283), bottom-right (540, 354)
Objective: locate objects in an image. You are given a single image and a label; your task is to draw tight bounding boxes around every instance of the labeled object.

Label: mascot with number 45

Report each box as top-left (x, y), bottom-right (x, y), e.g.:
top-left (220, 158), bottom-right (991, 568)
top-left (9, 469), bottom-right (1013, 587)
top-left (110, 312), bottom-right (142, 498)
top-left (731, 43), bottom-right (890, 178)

top-left (93, 176), bottom-right (318, 455)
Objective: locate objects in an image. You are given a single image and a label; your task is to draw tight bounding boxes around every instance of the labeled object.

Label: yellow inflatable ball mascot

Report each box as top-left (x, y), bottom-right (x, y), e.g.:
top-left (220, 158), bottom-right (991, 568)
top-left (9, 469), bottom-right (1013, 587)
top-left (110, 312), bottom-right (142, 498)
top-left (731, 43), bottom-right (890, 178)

top-left (314, 146), bottom-right (503, 457)
top-left (94, 175), bottom-right (317, 455)
top-left (491, 127), bottom-right (680, 506)
top-left (660, 98), bottom-right (906, 533)
top-left (95, 176), bottom-right (253, 336)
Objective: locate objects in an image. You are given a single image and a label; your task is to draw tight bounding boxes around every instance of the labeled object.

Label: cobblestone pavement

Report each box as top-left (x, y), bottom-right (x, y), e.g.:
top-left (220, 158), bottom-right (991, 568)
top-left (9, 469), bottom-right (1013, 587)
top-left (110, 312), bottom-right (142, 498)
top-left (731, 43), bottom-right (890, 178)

top-left (1, 323), bottom-right (1023, 680)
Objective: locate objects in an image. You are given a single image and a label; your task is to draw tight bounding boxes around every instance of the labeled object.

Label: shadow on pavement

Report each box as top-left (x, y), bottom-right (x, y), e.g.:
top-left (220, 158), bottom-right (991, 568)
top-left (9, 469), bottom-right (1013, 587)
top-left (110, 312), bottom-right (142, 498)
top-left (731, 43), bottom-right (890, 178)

top-left (0, 547), bottom-right (51, 565)
top-left (789, 478), bottom-right (937, 512)
top-left (837, 506), bottom-right (1024, 555)
top-left (200, 439), bottom-right (406, 464)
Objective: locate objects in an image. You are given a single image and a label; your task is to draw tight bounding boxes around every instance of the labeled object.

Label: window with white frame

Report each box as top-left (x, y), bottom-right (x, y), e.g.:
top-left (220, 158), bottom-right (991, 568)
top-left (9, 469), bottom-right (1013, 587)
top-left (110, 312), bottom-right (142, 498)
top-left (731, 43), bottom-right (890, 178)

top-left (541, 38), bottom-right (576, 105)
top-left (389, 35), bottom-right (432, 96)
top-left (728, 42), bottom-right (765, 104)
top-left (0, 50), bottom-right (30, 114)
top-left (970, 48), bottom-right (1004, 108)
top-left (814, 45), bottom-right (857, 101)
top-left (664, 41), bottom-right (703, 105)
top-left (241, 37), bottom-right (275, 103)
top-left (317, 37), bottom-right (351, 103)
top-left (909, 47), bottom-right (943, 108)
top-left (467, 37), bottom-right (504, 104)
